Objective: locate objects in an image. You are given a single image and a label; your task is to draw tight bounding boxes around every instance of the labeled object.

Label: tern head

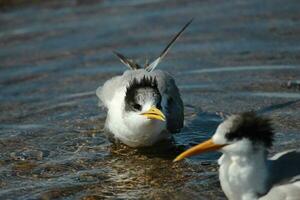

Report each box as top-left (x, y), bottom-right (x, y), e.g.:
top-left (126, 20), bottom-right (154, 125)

top-left (123, 76), bottom-right (166, 130)
top-left (174, 112), bottom-right (274, 161)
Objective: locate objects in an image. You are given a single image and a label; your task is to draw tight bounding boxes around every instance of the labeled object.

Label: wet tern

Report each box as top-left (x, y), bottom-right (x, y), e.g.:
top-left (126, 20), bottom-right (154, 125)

top-left (96, 20), bottom-right (193, 147)
top-left (175, 112), bottom-right (300, 200)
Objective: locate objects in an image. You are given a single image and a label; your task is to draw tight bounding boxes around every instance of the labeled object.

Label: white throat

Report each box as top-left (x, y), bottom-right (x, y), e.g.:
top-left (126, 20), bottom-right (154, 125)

top-left (218, 146), bottom-right (269, 200)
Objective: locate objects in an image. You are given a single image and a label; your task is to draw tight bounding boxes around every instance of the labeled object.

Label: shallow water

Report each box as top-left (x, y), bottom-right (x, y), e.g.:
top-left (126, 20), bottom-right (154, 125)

top-left (0, 0), bottom-right (300, 199)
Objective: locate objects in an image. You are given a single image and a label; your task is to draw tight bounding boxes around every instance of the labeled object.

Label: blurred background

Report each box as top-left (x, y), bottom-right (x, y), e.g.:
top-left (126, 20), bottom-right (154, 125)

top-left (0, 0), bottom-right (300, 199)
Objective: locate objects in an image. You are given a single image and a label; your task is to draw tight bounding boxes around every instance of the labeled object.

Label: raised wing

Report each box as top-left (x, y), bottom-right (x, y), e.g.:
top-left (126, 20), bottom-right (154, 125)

top-left (113, 51), bottom-right (142, 70)
top-left (145, 19), bottom-right (193, 72)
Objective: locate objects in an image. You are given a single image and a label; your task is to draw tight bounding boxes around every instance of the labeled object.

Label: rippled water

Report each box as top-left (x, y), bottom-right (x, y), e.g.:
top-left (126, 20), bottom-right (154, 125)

top-left (1, 0), bottom-right (300, 199)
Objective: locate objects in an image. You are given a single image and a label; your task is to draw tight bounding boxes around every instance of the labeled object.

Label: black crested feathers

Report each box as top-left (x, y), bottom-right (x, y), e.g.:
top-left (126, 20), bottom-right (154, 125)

top-left (125, 76), bottom-right (159, 106)
top-left (225, 112), bottom-right (274, 148)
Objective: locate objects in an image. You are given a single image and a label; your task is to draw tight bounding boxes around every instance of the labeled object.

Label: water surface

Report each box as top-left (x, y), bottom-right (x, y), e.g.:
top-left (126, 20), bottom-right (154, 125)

top-left (1, 0), bottom-right (300, 199)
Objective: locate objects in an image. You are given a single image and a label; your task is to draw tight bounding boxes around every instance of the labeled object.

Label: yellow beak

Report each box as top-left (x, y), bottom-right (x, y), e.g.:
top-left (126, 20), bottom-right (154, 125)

top-left (174, 139), bottom-right (226, 162)
top-left (141, 106), bottom-right (166, 121)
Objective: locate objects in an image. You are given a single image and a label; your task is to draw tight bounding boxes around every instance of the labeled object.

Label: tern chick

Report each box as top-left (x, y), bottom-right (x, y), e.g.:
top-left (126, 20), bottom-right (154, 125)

top-left (96, 20), bottom-right (193, 147)
top-left (175, 112), bottom-right (300, 200)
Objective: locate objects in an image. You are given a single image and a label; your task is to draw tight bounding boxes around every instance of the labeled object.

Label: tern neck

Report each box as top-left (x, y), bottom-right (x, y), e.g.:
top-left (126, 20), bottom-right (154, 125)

top-left (219, 147), bottom-right (270, 200)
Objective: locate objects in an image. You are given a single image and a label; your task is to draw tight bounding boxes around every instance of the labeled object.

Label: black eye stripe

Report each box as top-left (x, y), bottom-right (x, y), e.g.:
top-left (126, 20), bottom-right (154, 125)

top-left (125, 76), bottom-right (160, 109)
top-left (124, 76), bottom-right (163, 112)
top-left (224, 112), bottom-right (274, 148)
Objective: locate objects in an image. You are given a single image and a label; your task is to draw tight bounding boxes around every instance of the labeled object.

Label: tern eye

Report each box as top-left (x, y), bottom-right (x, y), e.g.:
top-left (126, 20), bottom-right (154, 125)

top-left (156, 103), bottom-right (162, 110)
top-left (132, 103), bottom-right (142, 111)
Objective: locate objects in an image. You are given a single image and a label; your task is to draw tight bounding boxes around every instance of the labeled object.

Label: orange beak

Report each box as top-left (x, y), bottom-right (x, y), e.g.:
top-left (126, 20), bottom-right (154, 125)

top-left (174, 139), bottom-right (226, 162)
top-left (141, 106), bottom-right (166, 121)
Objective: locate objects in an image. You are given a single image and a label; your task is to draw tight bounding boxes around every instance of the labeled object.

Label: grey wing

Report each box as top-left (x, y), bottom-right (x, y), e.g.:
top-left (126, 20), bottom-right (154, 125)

top-left (260, 179), bottom-right (300, 200)
top-left (152, 70), bottom-right (184, 133)
top-left (262, 149), bottom-right (300, 200)
top-left (268, 149), bottom-right (300, 186)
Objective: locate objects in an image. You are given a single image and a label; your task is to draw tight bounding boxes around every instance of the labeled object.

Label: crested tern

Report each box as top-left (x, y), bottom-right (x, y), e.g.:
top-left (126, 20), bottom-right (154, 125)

top-left (175, 112), bottom-right (300, 200)
top-left (96, 20), bottom-right (193, 147)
